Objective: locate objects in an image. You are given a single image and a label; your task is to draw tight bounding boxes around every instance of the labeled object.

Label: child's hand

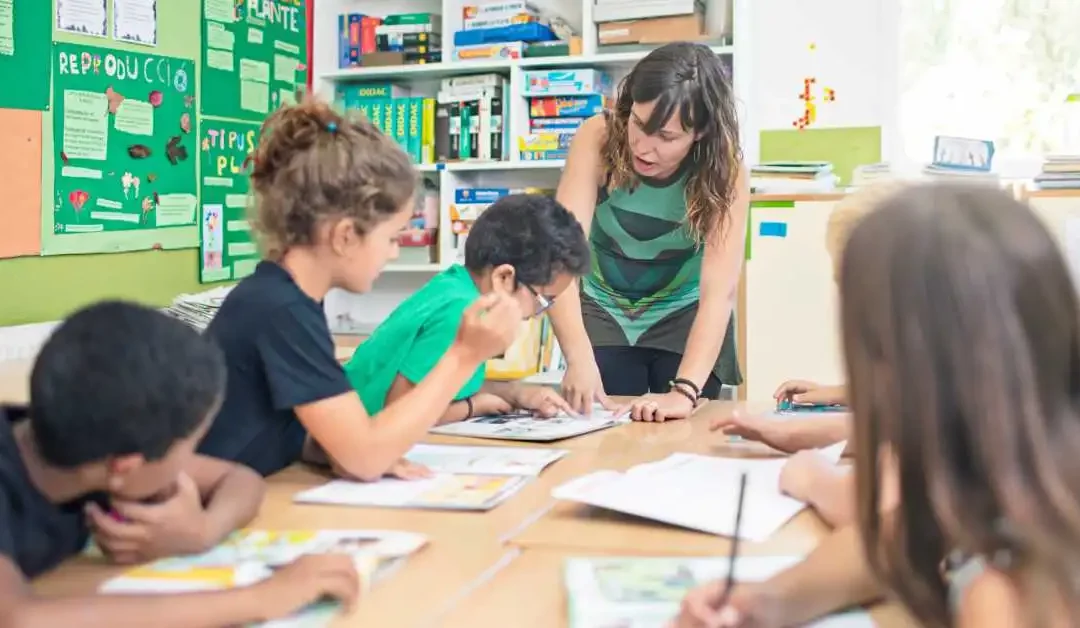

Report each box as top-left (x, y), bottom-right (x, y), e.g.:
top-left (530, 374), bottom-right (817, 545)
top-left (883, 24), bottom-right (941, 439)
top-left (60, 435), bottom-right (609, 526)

top-left (454, 293), bottom-right (524, 364)
top-left (511, 385), bottom-right (576, 417)
top-left (710, 414), bottom-right (815, 453)
top-left (778, 451), bottom-right (838, 503)
top-left (87, 473), bottom-right (210, 564)
top-left (254, 554), bottom-right (360, 620)
top-left (387, 458), bottom-right (432, 480)
top-left (472, 392), bottom-right (513, 416)
top-left (772, 380), bottom-right (844, 406)
top-left (668, 580), bottom-right (786, 628)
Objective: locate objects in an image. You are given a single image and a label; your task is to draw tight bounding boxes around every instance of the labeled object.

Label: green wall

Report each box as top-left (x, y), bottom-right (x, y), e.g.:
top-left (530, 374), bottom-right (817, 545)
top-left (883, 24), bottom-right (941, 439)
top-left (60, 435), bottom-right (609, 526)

top-left (1, 0), bottom-right (207, 326)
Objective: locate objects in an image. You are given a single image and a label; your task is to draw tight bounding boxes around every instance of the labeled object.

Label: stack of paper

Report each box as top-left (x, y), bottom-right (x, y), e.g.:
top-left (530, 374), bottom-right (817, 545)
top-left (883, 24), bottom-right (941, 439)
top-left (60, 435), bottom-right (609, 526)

top-left (552, 443), bottom-right (846, 541)
top-left (564, 555), bottom-right (873, 627)
top-left (102, 529), bottom-right (427, 626)
top-left (430, 409), bottom-right (629, 442)
top-left (1035, 155), bottom-right (1080, 190)
top-left (750, 162), bottom-right (838, 193)
top-left (162, 286), bottom-right (234, 331)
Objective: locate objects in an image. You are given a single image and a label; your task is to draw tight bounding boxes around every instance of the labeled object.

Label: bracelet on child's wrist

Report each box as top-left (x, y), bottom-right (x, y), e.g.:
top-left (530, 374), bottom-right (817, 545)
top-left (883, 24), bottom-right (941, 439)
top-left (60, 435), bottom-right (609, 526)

top-left (463, 396), bottom-right (474, 418)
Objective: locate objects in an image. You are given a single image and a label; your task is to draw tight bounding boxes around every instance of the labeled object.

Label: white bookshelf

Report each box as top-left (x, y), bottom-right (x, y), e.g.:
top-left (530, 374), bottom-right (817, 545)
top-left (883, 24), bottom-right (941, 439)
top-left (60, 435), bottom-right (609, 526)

top-left (313, 0), bottom-right (754, 328)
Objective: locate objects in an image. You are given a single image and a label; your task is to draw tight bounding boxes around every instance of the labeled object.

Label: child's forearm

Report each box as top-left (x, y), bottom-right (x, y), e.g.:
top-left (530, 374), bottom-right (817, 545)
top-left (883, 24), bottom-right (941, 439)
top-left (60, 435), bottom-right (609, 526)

top-left (200, 466), bottom-right (264, 546)
top-left (8, 587), bottom-right (268, 628)
top-left (435, 398), bottom-right (472, 425)
top-left (806, 469), bottom-right (856, 527)
top-left (479, 381), bottom-right (518, 404)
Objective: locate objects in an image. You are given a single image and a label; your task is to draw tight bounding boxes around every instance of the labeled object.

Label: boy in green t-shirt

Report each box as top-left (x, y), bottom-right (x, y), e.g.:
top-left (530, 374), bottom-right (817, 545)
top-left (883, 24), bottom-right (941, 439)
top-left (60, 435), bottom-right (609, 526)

top-left (345, 194), bottom-right (590, 422)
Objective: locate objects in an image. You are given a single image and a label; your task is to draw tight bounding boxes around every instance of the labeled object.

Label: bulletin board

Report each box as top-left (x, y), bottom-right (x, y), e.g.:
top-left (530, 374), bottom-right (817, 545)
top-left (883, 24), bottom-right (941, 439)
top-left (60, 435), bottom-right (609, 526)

top-left (48, 42), bottom-right (198, 254)
top-left (201, 0), bottom-right (306, 121)
top-left (199, 119), bottom-right (260, 283)
top-left (0, 0), bottom-right (51, 111)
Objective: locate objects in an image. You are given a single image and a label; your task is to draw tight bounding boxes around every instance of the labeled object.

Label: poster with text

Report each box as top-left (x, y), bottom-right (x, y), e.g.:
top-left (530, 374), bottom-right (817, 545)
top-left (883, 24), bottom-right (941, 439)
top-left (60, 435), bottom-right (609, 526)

top-left (199, 119), bottom-right (260, 282)
top-left (200, 0), bottom-right (306, 121)
top-left (48, 43), bottom-right (198, 255)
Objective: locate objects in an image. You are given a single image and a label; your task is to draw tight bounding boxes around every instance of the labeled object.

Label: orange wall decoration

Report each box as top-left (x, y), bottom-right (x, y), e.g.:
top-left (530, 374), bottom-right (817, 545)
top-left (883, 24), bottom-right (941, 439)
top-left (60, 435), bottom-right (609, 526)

top-left (0, 109), bottom-right (42, 259)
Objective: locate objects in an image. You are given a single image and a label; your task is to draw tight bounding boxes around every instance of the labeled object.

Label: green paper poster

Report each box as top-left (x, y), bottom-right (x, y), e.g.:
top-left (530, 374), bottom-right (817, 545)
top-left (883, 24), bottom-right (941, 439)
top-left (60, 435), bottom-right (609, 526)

top-left (758, 127), bottom-right (882, 186)
top-left (0, 0), bottom-right (50, 110)
top-left (200, 119), bottom-right (260, 283)
top-left (49, 43), bottom-right (197, 254)
top-left (201, 0), bottom-right (306, 121)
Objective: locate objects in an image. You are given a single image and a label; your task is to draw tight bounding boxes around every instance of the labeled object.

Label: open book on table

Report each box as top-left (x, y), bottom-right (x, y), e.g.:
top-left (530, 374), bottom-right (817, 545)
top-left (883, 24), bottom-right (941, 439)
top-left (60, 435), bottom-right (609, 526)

top-left (565, 555), bottom-right (873, 627)
top-left (293, 472), bottom-right (530, 511)
top-left (403, 443), bottom-right (569, 476)
top-left (429, 406), bottom-right (630, 442)
top-left (552, 443), bottom-right (846, 542)
top-left (101, 529), bottom-right (427, 627)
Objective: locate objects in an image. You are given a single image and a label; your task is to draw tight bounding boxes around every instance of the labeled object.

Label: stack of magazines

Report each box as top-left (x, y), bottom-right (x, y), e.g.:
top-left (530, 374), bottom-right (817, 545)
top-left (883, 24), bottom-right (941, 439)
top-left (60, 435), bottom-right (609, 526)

top-left (162, 286), bottom-right (233, 331)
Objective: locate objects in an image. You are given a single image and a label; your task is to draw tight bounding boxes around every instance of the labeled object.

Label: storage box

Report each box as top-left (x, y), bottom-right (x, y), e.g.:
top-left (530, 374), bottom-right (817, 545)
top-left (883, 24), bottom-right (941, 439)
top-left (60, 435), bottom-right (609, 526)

top-left (523, 69), bottom-right (611, 96)
top-left (597, 14), bottom-right (704, 45)
top-left (529, 95), bottom-right (607, 118)
top-left (453, 41), bottom-right (526, 61)
top-left (593, 0), bottom-right (702, 23)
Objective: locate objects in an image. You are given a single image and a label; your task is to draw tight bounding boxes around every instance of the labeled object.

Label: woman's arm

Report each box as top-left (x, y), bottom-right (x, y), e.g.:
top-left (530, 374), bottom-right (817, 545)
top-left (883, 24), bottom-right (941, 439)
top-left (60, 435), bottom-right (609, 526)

top-left (547, 115), bottom-right (606, 369)
top-left (674, 163), bottom-right (750, 391)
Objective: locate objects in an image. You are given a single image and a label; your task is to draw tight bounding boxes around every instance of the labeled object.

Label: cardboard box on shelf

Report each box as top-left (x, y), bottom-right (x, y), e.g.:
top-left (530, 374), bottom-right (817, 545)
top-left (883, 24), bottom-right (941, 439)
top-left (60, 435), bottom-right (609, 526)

top-left (597, 13), bottom-right (704, 46)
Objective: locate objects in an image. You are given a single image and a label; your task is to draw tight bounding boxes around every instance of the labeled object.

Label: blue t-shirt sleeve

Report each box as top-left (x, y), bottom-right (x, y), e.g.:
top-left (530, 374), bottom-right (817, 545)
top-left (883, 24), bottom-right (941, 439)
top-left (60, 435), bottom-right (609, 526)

top-left (257, 302), bottom-right (352, 410)
top-left (398, 298), bottom-right (484, 399)
top-left (0, 490), bottom-right (14, 563)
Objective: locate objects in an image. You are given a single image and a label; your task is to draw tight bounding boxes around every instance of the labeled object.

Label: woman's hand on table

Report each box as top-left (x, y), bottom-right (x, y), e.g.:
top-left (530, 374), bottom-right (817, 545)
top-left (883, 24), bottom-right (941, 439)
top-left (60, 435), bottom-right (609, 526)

top-left (772, 380), bottom-right (845, 406)
top-left (472, 392), bottom-right (513, 416)
top-left (510, 384), bottom-right (577, 417)
top-left (561, 360), bottom-right (615, 414)
top-left (617, 391), bottom-right (698, 422)
top-left (669, 580), bottom-right (785, 628)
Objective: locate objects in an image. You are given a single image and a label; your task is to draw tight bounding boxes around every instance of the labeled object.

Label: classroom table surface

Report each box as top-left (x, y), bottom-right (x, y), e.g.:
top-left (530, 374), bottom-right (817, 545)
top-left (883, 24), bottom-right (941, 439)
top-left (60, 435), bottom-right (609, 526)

top-left (10, 349), bottom-right (911, 627)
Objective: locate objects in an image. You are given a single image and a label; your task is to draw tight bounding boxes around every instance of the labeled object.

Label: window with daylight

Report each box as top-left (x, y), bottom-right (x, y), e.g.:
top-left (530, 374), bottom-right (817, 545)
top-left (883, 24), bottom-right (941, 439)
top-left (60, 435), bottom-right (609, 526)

top-left (898, 0), bottom-right (1080, 171)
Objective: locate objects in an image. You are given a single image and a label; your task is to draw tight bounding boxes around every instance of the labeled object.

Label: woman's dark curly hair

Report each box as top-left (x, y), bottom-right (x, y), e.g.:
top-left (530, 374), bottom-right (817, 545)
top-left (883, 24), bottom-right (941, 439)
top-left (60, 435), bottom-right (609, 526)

top-left (601, 42), bottom-right (742, 244)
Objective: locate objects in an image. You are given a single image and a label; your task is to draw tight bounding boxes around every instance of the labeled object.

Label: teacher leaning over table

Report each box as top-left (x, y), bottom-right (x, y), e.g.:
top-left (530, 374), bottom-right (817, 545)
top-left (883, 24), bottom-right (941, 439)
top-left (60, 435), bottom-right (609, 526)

top-left (548, 41), bottom-right (749, 422)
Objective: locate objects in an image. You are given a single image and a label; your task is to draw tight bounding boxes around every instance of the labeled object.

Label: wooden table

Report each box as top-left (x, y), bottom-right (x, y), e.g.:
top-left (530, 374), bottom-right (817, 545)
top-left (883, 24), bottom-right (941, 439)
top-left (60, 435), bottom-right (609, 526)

top-left (21, 373), bottom-right (908, 626)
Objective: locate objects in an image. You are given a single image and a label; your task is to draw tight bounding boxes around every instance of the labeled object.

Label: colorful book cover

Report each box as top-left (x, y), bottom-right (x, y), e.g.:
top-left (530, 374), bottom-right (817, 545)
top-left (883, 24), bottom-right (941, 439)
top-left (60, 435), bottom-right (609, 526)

top-left (382, 100), bottom-right (396, 139)
top-left (102, 529), bottom-right (428, 626)
top-left (394, 99), bottom-right (408, 150)
top-left (406, 97), bottom-right (423, 163)
top-left (421, 98), bottom-right (436, 163)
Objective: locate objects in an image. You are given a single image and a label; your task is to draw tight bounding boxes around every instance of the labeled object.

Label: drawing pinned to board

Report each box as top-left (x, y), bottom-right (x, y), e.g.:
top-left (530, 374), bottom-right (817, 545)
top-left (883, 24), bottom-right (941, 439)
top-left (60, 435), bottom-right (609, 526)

top-left (56, 0), bottom-right (107, 38)
top-left (0, 0), bottom-right (14, 56)
top-left (48, 43), bottom-right (197, 253)
top-left (112, 0), bottom-right (157, 46)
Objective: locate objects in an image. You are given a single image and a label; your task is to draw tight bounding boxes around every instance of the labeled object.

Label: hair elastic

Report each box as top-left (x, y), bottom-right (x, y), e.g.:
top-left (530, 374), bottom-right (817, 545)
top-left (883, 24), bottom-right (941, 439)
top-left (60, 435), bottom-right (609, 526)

top-left (326, 121), bottom-right (338, 133)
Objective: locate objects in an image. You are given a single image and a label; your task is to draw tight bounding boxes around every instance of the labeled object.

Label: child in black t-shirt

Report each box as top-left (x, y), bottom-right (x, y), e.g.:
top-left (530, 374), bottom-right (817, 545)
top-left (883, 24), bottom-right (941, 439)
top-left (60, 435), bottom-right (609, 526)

top-left (0, 301), bottom-right (359, 626)
top-left (199, 97), bottom-right (523, 480)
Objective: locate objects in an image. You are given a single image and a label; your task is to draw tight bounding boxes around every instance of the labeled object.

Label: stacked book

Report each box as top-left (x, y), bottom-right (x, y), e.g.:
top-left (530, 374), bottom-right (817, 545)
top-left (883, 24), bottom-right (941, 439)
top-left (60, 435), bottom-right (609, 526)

top-left (453, 1), bottom-right (561, 62)
top-left (750, 162), bottom-right (837, 193)
top-left (338, 12), bottom-right (441, 68)
top-left (521, 69), bottom-right (610, 161)
top-left (1034, 155), bottom-right (1080, 190)
top-left (162, 286), bottom-right (234, 331)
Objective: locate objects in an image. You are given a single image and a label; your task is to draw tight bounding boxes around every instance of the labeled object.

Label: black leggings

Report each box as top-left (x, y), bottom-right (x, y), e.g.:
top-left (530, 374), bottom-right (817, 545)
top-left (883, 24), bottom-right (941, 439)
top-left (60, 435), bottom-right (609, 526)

top-left (594, 346), bottom-right (724, 399)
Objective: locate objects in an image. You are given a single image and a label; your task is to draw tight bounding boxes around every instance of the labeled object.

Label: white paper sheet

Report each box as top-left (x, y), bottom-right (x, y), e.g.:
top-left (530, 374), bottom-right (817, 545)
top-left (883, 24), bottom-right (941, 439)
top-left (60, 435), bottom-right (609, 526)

top-left (565, 555), bottom-right (873, 628)
top-left (553, 443), bottom-right (846, 542)
top-left (293, 473), bottom-right (530, 511)
top-left (404, 443), bottom-right (568, 476)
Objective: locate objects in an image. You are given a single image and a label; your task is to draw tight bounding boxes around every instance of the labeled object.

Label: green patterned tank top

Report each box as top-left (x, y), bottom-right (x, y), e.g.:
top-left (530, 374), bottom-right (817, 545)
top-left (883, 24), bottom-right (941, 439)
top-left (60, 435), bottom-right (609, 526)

top-left (580, 168), bottom-right (742, 386)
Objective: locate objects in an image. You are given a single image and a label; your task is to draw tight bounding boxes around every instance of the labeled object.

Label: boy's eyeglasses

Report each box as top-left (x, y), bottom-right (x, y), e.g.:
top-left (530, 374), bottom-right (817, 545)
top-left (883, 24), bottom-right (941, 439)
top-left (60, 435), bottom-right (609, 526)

top-left (524, 284), bottom-right (554, 316)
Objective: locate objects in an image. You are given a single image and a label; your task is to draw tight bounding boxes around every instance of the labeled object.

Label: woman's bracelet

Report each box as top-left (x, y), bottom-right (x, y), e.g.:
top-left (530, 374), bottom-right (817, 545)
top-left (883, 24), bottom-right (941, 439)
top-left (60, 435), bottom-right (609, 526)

top-left (463, 396), bottom-right (474, 418)
top-left (669, 381), bottom-right (699, 406)
top-left (670, 377), bottom-right (702, 398)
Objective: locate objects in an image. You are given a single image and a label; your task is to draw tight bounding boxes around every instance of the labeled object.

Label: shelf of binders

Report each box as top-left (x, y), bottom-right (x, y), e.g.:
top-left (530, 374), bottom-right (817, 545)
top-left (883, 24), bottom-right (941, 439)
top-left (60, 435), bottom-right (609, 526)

top-left (321, 44), bottom-right (734, 81)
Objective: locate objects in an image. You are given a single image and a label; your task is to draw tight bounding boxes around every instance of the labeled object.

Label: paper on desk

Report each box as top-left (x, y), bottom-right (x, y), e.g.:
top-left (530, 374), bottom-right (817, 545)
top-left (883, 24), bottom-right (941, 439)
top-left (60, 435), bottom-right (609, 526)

top-left (102, 529), bottom-right (427, 626)
top-left (404, 443), bottom-right (568, 476)
top-left (429, 408), bottom-right (630, 443)
top-left (293, 473), bottom-right (529, 511)
top-left (552, 443), bottom-right (846, 542)
top-left (565, 555), bottom-right (873, 628)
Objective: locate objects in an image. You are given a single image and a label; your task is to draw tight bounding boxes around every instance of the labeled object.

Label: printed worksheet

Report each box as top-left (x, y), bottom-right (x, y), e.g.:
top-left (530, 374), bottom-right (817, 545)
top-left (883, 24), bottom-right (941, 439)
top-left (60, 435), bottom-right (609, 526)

top-left (430, 408), bottom-right (630, 442)
top-left (565, 555), bottom-right (874, 627)
top-left (552, 443), bottom-right (846, 542)
top-left (293, 473), bottom-right (529, 511)
top-left (102, 529), bottom-right (427, 627)
top-left (404, 443), bottom-right (568, 476)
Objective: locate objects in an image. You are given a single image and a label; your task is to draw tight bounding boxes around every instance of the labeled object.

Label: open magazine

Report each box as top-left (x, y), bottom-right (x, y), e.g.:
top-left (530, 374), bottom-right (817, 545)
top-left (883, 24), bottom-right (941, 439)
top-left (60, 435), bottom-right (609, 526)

top-left (403, 443), bottom-right (568, 476)
top-left (564, 555), bottom-right (873, 627)
top-left (293, 473), bottom-right (529, 511)
top-left (429, 408), bottom-right (630, 443)
top-left (552, 443), bottom-right (847, 542)
top-left (101, 529), bottom-right (427, 627)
